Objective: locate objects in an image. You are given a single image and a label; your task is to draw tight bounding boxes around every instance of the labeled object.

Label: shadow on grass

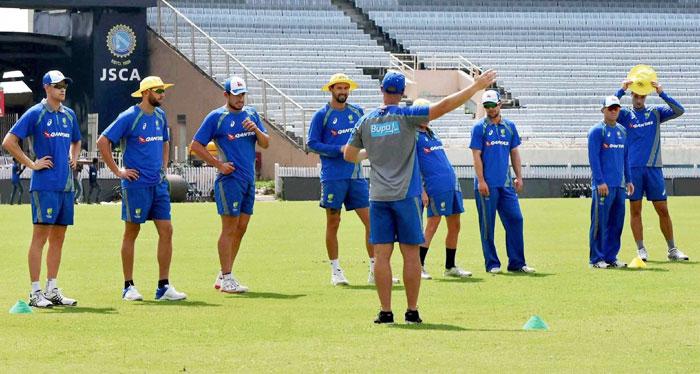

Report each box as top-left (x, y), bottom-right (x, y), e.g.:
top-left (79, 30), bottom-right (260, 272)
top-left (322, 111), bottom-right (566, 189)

top-left (646, 260), bottom-right (698, 265)
top-left (389, 323), bottom-right (524, 332)
top-left (46, 306), bottom-right (118, 314)
top-left (433, 277), bottom-right (484, 284)
top-left (344, 285), bottom-right (405, 291)
top-left (231, 292), bottom-right (306, 300)
top-left (498, 272), bottom-right (556, 278)
top-left (616, 267), bottom-right (670, 272)
top-left (137, 300), bottom-right (221, 307)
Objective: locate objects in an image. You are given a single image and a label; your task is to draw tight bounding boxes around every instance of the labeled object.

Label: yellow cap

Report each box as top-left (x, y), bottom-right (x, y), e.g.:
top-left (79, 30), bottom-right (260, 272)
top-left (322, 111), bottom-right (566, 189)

top-left (322, 73), bottom-right (358, 91)
top-left (131, 76), bottom-right (175, 98)
top-left (412, 98), bottom-right (431, 106)
top-left (627, 65), bottom-right (657, 96)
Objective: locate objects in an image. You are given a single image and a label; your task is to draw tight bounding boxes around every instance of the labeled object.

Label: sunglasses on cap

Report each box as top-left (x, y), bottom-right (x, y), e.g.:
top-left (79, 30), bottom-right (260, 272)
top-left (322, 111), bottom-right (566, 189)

top-left (483, 102), bottom-right (498, 109)
top-left (149, 88), bottom-right (166, 94)
top-left (51, 82), bottom-right (68, 90)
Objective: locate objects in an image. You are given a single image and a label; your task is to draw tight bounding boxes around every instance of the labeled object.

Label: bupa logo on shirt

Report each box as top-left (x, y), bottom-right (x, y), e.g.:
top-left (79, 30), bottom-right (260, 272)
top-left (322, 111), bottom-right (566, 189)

top-left (138, 135), bottom-right (164, 144)
top-left (330, 128), bottom-right (354, 137)
top-left (227, 131), bottom-right (256, 141)
top-left (370, 121), bottom-right (400, 137)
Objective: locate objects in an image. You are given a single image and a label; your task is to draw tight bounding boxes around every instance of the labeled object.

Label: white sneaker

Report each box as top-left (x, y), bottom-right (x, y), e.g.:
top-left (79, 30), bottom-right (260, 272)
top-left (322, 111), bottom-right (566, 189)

top-left (668, 248), bottom-right (689, 261)
top-left (331, 270), bottom-right (349, 286)
top-left (122, 285), bottom-right (143, 301)
top-left (214, 271), bottom-right (223, 290)
top-left (367, 273), bottom-right (400, 285)
top-left (489, 267), bottom-right (502, 274)
top-left (516, 265), bottom-right (537, 273)
top-left (637, 247), bottom-right (649, 261)
top-left (29, 290), bottom-right (53, 308)
top-left (44, 288), bottom-right (77, 306)
top-left (220, 277), bottom-right (249, 294)
top-left (421, 267), bottom-right (432, 280)
top-left (608, 260), bottom-right (627, 268)
top-left (156, 284), bottom-right (187, 301)
top-left (591, 261), bottom-right (609, 269)
top-left (444, 266), bottom-right (472, 278)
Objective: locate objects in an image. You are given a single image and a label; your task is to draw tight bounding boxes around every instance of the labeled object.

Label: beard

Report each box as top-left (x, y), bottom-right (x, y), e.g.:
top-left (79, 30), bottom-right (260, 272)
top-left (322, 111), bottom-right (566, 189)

top-left (487, 111), bottom-right (499, 119)
top-left (333, 94), bottom-right (347, 104)
top-left (148, 95), bottom-right (161, 107)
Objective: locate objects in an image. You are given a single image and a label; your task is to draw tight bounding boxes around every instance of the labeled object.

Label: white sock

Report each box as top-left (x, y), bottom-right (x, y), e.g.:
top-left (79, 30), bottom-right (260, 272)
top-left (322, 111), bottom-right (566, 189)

top-left (46, 278), bottom-right (57, 292)
top-left (31, 282), bottom-right (41, 293)
top-left (369, 257), bottom-right (376, 273)
top-left (330, 259), bottom-right (340, 273)
top-left (222, 272), bottom-right (232, 280)
top-left (217, 271), bottom-right (223, 279)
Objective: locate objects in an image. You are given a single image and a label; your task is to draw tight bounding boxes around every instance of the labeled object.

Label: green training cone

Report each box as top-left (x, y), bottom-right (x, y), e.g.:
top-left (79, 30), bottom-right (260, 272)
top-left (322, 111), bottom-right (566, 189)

top-left (9, 300), bottom-right (33, 314)
top-left (523, 315), bottom-right (548, 331)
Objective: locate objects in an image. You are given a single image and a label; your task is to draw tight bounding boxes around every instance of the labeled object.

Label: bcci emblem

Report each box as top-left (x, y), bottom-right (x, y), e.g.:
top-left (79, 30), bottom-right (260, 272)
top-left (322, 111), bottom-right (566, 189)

top-left (107, 24), bottom-right (136, 59)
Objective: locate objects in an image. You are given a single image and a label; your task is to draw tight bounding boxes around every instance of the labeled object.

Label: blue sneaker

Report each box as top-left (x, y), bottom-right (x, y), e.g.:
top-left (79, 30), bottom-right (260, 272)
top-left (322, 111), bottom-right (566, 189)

top-left (155, 284), bottom-right (187, 301)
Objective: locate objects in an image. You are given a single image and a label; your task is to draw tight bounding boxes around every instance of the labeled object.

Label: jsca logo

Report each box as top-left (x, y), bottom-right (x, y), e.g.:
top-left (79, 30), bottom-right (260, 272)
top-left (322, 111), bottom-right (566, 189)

top-left (107, 24), bottom-right (136, 59)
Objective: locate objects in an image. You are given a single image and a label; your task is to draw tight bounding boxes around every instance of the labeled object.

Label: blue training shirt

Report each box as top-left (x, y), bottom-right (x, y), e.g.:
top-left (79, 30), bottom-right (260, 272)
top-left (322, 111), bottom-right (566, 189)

top-left (307, 103), bottom-right (364, 182)
top-left (193, 105), bottom-right (266, 185)
top-left (416, 129), bottom-right (458, 195)
top-left (9, 99), bottom-right (80, 192)
top-left (469, 117), bottom-right (521, 188)
top-left (615, 89), bottom-right (684, 168)
top-left (102, 105), bottom-right (169, 189)
top-left (588, 121), bottom-right (630, 188)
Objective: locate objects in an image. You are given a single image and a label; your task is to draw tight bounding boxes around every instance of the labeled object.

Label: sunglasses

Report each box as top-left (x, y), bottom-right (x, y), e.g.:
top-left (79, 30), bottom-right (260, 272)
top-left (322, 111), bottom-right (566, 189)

top-left (149, 88), bottom-right (166, 94)
top-left (483, 103), bottom-right (498, 109)
top-left (51, 83), bottom-right (68, 90)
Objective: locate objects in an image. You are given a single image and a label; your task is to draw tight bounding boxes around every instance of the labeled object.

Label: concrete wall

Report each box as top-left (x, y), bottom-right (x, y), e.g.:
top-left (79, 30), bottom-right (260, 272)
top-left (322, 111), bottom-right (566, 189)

top-left (405, 70), bottom-right (485, 118)
top-left (147, 31), bottom-right (318, 180)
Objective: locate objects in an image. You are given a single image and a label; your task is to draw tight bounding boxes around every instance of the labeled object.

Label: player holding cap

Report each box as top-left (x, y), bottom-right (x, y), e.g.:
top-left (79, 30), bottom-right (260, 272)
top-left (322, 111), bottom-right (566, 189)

top-left (412, 98), bottom-right (472, 280)
top-left (615, 69), bottom-right (689, 262)
top-left (97, 76), bottom-right (187, 301)
top-left (470, 90), bottom-right (535, 274)
top-left (588, 96), bottom-right (634, 268)
top-left (3, 70), bottom-right (81, 308)
top-left (190, 76), bottom-right (269, 294)
top-left (345, 69), bottom-right (496, 324)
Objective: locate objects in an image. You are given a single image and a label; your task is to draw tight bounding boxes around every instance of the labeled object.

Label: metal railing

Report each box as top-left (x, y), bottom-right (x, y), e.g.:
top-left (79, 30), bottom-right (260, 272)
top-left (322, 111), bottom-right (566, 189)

top-left (389, 53), bottom-right (417, 80)
top-left (419, 53), bottom-right (482, 77)
top-left (149, 0), bottom-right (311, 150)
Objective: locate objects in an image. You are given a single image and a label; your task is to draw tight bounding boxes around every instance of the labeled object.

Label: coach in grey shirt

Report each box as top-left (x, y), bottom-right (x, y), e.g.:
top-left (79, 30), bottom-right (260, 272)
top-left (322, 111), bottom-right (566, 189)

top-left (344, 69), bottom-right (496, 324)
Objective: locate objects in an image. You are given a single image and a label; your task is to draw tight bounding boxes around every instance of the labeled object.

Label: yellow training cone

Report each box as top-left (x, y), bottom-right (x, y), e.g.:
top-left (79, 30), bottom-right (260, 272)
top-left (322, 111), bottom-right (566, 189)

top-left (628, 256), bottom-right (647, 269)
top-left (627, 65), bottom-right (657, 96)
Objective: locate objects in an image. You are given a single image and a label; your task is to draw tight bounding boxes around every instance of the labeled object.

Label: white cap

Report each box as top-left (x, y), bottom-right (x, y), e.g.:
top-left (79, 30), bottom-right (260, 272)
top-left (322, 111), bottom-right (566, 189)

top-left (481, 90), bottom-right (500, 104)
top-left (602, 96), bottom-right (621, 108)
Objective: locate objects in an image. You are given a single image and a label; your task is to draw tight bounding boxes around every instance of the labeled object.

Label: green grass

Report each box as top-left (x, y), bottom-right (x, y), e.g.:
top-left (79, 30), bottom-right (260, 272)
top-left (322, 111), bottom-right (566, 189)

top-left (1, 198), bottom-right (699, 372)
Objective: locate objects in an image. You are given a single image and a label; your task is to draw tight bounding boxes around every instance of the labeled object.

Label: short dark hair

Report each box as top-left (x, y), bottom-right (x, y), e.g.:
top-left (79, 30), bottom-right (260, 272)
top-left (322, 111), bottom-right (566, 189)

top-left (92, 157), bottom-right (98, 163)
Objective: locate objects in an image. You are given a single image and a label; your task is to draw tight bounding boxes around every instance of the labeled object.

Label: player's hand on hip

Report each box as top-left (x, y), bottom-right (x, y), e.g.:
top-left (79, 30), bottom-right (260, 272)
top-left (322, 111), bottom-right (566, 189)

top-left (242, 118), bottom-right (258, 132)
top-left (421, 191), bottom-right (429, 207)
top-left (597, 183), bottom-right (609, 197)
top-left (31, 156), bottom-right (53, 170)
top-left (651, 81), bottom-right (663, 94)
top-left (475, 69), bottom-right (497, 90)
top-left (478, 181), bottom-right (490, 197)
top-left (514, 178), bottom-right (523, 193)
top-left (69, 158), bottom-right (78, 170)
top-left (621, 79), bottom-right (633, 91)
top-left (217, 161), bottom-right (235, 175)
top-left (119, 168), bottom-right (139, 181)
top-left (626, 183), bottom-right (634, 196)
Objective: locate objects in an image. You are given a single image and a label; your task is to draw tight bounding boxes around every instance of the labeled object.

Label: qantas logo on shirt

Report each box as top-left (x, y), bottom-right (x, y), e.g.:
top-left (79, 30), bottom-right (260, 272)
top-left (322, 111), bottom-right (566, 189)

top-left (331, 128), bottom-right (354, 136)
top-left (227, 131), bottom-right (256, 141)
top-left (603, 143), bottom-right (624, 149)
top-left (43, 131), bottom-right (71, 138)
top-left (485, 140), bottom-right (509, 147)
top-left (138, 136), bottom-right (164, 144)
top-left (423, 145), bottom-right (444, 153)
top-left (631, 120), bottom-right (654, 129)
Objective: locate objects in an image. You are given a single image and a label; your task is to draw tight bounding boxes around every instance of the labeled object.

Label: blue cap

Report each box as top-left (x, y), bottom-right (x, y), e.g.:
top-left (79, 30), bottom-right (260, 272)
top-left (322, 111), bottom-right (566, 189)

top-left (42, 70), bottom-right (72, 86)
top-left (381, 71), bottom-right (405, 94)
top-left (224, 76), bottom-right (248, 95)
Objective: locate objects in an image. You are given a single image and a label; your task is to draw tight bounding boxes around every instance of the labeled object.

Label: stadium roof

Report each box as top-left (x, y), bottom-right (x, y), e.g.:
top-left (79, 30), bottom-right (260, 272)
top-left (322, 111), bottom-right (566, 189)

top-left (0, 32), bottom-right (70, 73)
top-left (0, 1), bottom-right (156, 9)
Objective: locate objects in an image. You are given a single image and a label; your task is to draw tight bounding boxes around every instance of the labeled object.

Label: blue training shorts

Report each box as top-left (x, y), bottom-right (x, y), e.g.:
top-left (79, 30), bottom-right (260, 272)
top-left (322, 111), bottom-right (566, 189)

top-left (320, 178), bottom-right (369, 211)
top-left (426, 189), bottom-right (464, 218)
top-left (629, 167), bottom-right (667, 201)
top-left (31, 191), bottom-right (74, 225)
top-left (369, 195), bottom-right (424, 245)
top-left (122, 179), bottom-right (171, 223)
top-left (214, 177), bottom-right (255, 216)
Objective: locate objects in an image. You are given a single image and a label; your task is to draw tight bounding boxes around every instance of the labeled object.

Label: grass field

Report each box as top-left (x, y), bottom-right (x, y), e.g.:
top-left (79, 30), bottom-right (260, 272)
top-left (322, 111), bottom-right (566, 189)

top-left (1, 198), bottom-right (699, 372)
